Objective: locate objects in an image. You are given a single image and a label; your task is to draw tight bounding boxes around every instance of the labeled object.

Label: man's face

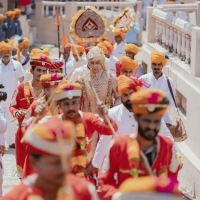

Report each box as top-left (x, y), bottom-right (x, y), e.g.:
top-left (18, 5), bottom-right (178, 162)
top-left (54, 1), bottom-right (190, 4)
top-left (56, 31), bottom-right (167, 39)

top-left (31, 66), bottom-right (47, 81)
top-left (115, 35), bottom-right (122, 44)
top-left (126, 51), bottom-right (135, 60)
top-left (15, 14), bottom-right (20, 20)
top-left (59, 98), bottom-right (80, 119)
top-left (44, 87), bottom-right (56, 99)
top-left (89, 60), bottom-right (102, 75)
top-left (135, 114), bottom-right (162, 141)
top-left (63, 50), bottom-right (70, 61)
top-left (49, 68), bottom-right (62, 74)
top-left (120, 69), bottom-right (133, 77)
top-left (105, 52), bottom-right (111, 58)
top-left (30, 154), bottom-right (70, 186)
top-left (151, 63), bottom-right (163, 75)
top-left (21, 45), bottom-right (29, 55)
top-left (121, 89), bottom-right (134, 111)
top-left (73, 53), bottom-right (83, 62)
top-left (0, 50), bottom-right (11, 63)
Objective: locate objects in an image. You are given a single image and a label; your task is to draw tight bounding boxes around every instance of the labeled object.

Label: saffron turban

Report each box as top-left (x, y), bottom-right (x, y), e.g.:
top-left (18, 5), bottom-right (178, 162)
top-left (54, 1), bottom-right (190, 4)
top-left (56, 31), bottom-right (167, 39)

top-left (117, 75), bottom-right (141, 96)
top-left (97, 43), bottom-right (109, 55)
top-left (151, 50), bottom-right (167, 66)
top-left (103, 41), bottom-right (114, 53)
top-left (71, 44), bottom-right (85, 55)
top-left (0, 14), bottom-right (4, 21)
top-left (17, 37), bottom-right (30, 62)
top-left (87, 46), bottom-right (106, 70)
top-left (40, 73), bottom-right (63, 88)
top-left (0, 41), bottom-right (12, 55)
top-left (6, 11), bottom-right (15, 18)
top-left (55, 81), bottom-right (82, 101)
top-left (130, 89), bottom-right (169, 116)
top-left (31, 48), bottom-right (50, 57)
top-left (24, 117), bottom-right (75, 156)
top-left (14, 8), bottom-right (21, 15)
top-left (167, 1), bottom-right (175, 4)
top-left (114, 30), bottom-right (125, 39)
top-left (124, 43), bottom-right (139, 55)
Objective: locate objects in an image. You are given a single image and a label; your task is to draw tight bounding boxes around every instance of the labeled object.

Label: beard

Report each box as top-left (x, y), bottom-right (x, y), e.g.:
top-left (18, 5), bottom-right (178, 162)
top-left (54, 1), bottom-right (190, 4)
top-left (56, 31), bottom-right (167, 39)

top-left (122, 100), bottom-right (132, 110)
top-left (138, 123), bottom-right (159, 141)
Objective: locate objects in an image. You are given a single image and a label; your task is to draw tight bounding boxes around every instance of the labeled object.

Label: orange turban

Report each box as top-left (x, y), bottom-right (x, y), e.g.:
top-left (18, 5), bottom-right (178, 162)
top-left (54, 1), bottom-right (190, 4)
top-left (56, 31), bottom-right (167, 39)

top-left (55, 81), bottom-right (82, 101)
top-left (151, 50), bottom-right (167, 66)
top-left (40, 73), bottom-right (63, 88)
top-left (124, 44), bottom-right (139, 55)
top-left (0, 41), bottom-right (12, 55)
top-left (103, 41), bottom-right (114, 53)
top-left (97, 43), bottom-right (109, 55)
top-left (0, 14), bottom-right (4, 21)
top-left (24, 117), bottom-right (75, 156)
top-left (31, 48), bottom-right (50, 57)
top-left (167, 1), bottom-right (175, 4)
top-left (114, 30), bottom-right (125, 39)
top-left (120, 56), bottom-right (138, 71)
top-left (130, 89), bottom-right (169, 116)
top-left (14, 8), bottom-right (21, 15)
top-left (6, 11), bottom-right (15, 18)
top-left (71, 44), bottom-right (85, 55)
top-left (17, 37), bottom-right (30, 62)
top-left (117, 75), bottom-right (141, 96)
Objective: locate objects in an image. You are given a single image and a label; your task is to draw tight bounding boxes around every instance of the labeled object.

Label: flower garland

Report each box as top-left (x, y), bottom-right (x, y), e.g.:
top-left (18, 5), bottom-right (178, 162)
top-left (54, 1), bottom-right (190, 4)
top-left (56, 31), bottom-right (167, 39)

top-left (24, 82), bottom-right (31, 105)
top-left (127, 138), bottom-right (140, 178)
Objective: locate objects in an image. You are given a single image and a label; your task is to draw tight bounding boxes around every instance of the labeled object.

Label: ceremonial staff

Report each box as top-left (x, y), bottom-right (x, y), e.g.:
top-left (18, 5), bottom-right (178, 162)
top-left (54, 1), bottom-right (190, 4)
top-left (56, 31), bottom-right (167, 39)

top-left (55, 1), bottom-right (61, 58)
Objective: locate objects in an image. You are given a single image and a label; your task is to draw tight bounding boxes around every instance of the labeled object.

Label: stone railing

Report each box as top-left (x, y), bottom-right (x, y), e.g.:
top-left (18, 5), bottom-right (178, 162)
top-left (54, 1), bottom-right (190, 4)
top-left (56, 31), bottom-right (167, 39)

top-left (35, 0), bottom-right (143, 45)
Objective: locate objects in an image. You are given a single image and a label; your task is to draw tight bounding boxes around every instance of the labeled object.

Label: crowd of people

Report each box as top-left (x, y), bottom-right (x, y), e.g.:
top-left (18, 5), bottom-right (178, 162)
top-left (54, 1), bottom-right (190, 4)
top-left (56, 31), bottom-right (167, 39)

top-left (0, 1), bottom-right (186, 200)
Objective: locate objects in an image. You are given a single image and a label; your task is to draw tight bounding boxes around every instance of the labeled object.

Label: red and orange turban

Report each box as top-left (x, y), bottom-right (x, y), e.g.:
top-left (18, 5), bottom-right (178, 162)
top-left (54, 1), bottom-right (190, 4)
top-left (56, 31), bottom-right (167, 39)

top-left (97, 43), bottom-right (109, 55)
top-left (17, 37), bottom-right (30, 63)
top-left (55, 81), bottom-right (82, 101)
top-left (40, 73), bottom-right (63, 88)
top-left (71, 44), bottom-right (85, 55)
top-left (124, 43), bottom-right (139, 55)
top-left (103, 41), bottom-right (114, 53)
top-left (117, 75), bottom-right (151, 96)
top-left (114, 30), bottom-right (125, 39)
top-left (151, 50), bottom-right (167, 66)
top-left (6, 11), bottom-right (15, 18)
top-left (130, 89), bottom-right (169, 116)
top-left (24, 117), bottom-right (75, 156)
top-left (0, 41), bottom-right (12, 55)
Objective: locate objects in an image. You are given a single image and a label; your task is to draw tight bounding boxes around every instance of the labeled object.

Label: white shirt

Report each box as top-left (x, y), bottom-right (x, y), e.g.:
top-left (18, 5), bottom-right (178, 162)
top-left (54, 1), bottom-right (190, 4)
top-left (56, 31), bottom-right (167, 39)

top-left (20, 52), bottom-right (32, 82)
top-left (70, 65), bottom-right (88, 82)
top-left (92, 104), bottom-right (173, 168)
top-left (65, 57), bottom-right (87, 79)
top-left (0, 59), bottom-right (24, 107)
top-left (140, 72), bottom-right (175, 124)
top-left (0, 106), bottom-right (6, 146)
top-left (106, 55), bottom-right (119, 74)
top-left (112, 42), bottom-right (126, 60)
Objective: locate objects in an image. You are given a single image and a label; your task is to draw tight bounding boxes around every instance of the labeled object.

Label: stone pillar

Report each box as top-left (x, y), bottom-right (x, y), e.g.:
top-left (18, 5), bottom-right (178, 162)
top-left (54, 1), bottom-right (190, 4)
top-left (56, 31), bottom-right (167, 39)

top-left (147, 7), bottom-right (156, 43)
top-left (196, 2), bottom-right (200, 27)
top-left (65, 2), bottom-right (78, 20)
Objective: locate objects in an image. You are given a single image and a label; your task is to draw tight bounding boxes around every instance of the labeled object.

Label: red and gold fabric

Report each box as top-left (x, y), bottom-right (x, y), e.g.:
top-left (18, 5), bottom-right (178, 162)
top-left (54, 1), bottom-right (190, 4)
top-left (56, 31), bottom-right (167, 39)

top-left (130, 89), bottom-right (169, 116)
top-left (98, 134), bottom-right (180, 200)
top-left (115, 56), bottom-right (138, 77)
top-left (9, 82), bottom-right (44, 176)
top-left (110, 7), bottom-right (135, 33)
top-left (40, 73), bottom-right (63, 88)
top-left (151, 50), bottom-right (167, 66)
top-left (6, 11), bottom-right (15, 18)
top-left (69, 5), bottom-right (108, 42)
top-left (3, 174), bottom-right (98, 200)
top-left (0, 41), bottom-right (12, 55)
top-left (124, 43), bottom-right (139, 55)
top-left (17, 37), bottom-right (30, 63)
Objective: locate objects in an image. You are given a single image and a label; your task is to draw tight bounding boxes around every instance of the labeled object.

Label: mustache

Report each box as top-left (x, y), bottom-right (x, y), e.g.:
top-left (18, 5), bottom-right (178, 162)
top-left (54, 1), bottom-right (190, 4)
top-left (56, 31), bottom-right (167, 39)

top-left (67, 110), bottom-right (76, 114)
top-left (153, 68), bottom-right (160, 71)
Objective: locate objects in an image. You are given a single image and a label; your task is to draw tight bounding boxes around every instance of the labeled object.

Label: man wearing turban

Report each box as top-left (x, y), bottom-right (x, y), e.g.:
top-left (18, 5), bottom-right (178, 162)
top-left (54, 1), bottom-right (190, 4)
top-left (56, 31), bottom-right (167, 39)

top-left (140, 50), bottom-right (175, 126)
top-left (0, 41), bottom-right (24, 149)
top-left (112, 30), bottom-right (126, 60)
top-left (98, 89), bottom-right (180, 200)
top-left (0, 14), bottom-right (5, 42)
top-left (2, 11), bottom-right (18, 39)
top-left (92, 76), bottom-right (174, 170)
top-left (13, 8), bottom-right (22, 36)
top-left (65, 44), bottom-right (87, 79)
top-left (78, 46), bottom-right (120, 114)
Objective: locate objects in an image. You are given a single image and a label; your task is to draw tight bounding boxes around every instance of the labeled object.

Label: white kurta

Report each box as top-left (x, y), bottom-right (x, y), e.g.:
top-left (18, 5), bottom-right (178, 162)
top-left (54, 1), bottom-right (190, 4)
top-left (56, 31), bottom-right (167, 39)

top-left (92, 104), bottom-right (173, 169)
top-left (140, 72), bottom-right (175, 124)
top-left (112, 42), bottom-right (126, 60)
top-left (0, 59), bottom-right (24, 145)
top-left (65, 57), bottom-right (87, 79)
top-left (20, 52), bottom-right (32, 82)
top-left (106, 55), bottom-right (119, 74)
top-left (70, 65), bottom-right (88, 82)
